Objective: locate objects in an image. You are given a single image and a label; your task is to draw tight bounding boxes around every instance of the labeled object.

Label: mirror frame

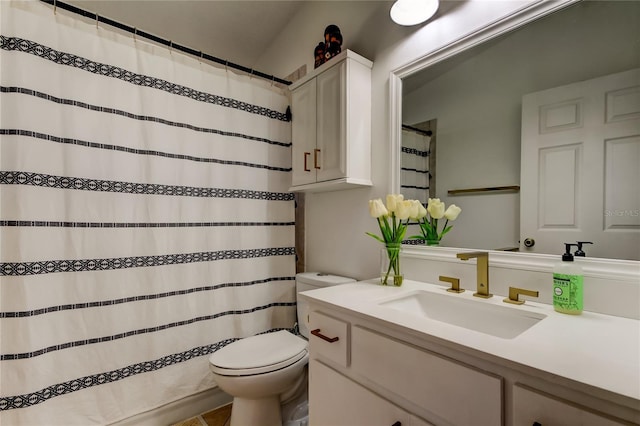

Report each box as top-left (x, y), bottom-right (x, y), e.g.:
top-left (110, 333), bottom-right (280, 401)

top-left (389, 0), bottom-right (580, 194)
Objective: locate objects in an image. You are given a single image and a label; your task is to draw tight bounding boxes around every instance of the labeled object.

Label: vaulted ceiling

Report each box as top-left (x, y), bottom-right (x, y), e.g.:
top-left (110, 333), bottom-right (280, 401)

top-left (66, 1), bottom-right (308, 69)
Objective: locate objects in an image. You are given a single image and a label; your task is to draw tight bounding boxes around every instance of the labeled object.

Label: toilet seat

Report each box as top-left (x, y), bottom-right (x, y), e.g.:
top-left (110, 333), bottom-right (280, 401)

top-left (209, 330), bottom-right (308, 377)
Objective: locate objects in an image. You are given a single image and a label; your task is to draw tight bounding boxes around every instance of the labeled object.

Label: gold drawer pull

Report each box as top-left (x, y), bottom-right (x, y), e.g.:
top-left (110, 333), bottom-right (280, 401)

top-left (304, 152), bottom-right (311, 172)
top-left (314, 148), bottom-right (321, 169)
top-left (311, 328), bottom-right (339, 343)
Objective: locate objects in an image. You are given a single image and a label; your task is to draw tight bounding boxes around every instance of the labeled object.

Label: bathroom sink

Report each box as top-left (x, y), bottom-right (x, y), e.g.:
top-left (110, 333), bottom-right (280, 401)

top-left (379, 290), bottom-right (546, 339)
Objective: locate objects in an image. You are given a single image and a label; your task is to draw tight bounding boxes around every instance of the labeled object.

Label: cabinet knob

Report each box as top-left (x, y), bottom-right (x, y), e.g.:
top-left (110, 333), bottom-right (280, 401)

top-left (532, 422), bottom-right (542, 426)
top-left (310, 328), bottom-right (339, 343)
top-left (304, 152), bottom-right (311, 172)
top-left (314, 148), bottom-right (321, 169)
top-left (391, 422), bottom-right (402, 426)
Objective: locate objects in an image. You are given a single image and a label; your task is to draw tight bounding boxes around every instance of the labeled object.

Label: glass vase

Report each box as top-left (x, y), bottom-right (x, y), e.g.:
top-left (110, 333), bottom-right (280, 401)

top-left (380, 243), bottom-right (403, 286)
top-left (426, 239), bottom-right (440, 246)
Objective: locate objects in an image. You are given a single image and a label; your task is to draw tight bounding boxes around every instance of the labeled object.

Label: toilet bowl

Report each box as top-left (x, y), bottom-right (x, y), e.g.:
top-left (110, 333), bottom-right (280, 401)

top-left (208, 272), bottom-right (355, 426)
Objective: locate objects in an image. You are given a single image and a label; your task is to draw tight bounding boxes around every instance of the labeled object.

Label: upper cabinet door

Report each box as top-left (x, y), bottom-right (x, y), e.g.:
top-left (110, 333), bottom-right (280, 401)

top-left (520, 68), bottom-right (640, 260)
top-left (288, 50), bottom-right (372, 192)
top-left (316, 60), bottom-right (347, 183)
top-left (291, 78), bottom-right (317, 187)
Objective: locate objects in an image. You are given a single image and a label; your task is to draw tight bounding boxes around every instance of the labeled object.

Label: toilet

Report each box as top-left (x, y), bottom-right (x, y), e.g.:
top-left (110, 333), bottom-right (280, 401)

top-left (208, 272), bottom-right (355, 426)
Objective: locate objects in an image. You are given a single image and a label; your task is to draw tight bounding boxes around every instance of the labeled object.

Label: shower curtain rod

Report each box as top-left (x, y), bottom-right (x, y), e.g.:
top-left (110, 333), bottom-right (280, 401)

top-left (39, 0), bottom-right (292, 86)
top-left (402, 124), bottom-right (432, 137)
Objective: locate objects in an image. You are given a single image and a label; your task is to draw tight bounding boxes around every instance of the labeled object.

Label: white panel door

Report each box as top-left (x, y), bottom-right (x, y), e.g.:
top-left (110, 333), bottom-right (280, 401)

top-left (520, 68), bottom-right (640, 260)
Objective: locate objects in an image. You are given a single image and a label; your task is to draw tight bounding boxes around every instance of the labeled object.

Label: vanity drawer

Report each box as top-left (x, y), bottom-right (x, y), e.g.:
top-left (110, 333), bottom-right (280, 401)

top-left (309, 310), bottom-right (349, 367)
top-left (352, 326), bottom-right (502, 426)
top-left (513, 384), bottom-right (629, 425)
top-left (310, 360), bottom-right (434, 426)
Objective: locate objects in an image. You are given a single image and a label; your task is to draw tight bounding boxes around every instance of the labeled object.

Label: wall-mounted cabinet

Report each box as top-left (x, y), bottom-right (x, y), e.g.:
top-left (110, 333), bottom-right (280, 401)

top-left (289, 50), bottom-right (372, 192)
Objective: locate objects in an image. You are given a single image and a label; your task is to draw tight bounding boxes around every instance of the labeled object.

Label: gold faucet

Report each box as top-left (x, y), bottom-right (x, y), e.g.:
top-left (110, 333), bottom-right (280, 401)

top-left (503, 286), bottom-right (539, 305)
top-left (440, 275), bottom-right (464, 293)
top-left (456, 251), bottom-right (492, 298)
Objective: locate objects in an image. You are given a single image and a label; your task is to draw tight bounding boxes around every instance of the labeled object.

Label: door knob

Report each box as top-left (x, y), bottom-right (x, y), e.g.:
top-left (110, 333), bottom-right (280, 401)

top-left (523, 238), bottom-right (535, 248)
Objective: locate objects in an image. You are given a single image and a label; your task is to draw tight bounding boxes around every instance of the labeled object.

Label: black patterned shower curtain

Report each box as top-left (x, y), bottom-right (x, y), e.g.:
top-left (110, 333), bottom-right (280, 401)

top-left (0, 2), bottom-right (295, 424)
top-left (401, 127), bottom-right (431, 204)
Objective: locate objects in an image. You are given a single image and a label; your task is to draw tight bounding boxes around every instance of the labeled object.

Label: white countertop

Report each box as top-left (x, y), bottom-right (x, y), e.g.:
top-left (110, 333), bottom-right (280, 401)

top-left (300, 279), bottom-right (640, 403)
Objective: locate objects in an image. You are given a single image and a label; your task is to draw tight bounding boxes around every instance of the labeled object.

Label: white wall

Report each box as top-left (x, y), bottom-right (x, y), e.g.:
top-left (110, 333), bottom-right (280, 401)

top-left (255, 0), bottom-right (537, 280)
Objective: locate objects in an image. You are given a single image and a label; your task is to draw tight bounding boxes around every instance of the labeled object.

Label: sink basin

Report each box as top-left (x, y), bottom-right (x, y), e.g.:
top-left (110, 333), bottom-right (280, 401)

top-left (379, 290), bottom-right (546, 339)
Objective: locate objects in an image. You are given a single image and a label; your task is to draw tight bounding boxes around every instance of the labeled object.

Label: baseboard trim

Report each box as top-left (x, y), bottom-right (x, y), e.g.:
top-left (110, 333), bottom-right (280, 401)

top-left (109, 387), bottom-right (232, 426)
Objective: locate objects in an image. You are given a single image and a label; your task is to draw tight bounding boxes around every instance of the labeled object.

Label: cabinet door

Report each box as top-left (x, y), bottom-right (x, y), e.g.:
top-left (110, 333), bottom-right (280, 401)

top-left (513, 384), bottom-right (628, 425)
top-left (309, 360), bottom-right (430, 426)
top-left (316, 61), bottom-right (347, 182)
top-left (291, 78), bottom-right (317, 187)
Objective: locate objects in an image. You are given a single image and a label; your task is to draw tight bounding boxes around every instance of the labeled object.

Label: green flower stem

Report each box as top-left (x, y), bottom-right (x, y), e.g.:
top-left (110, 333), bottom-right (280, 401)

top-left (368, 212), bottom-right (407, 286)
top-left (382, 243), bottom-right (402, 286)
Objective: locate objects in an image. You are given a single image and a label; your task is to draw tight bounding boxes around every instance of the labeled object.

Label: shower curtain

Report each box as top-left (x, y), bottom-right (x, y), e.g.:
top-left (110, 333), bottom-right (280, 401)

top-left (400, 128), bottom-right (430, 204)
top-left (0, 2), bottom-right (295, 424)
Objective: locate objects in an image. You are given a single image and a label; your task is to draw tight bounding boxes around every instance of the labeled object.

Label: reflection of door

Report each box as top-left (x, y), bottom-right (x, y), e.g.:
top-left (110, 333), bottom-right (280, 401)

top-left (520, 68), bottom-right (640, 260)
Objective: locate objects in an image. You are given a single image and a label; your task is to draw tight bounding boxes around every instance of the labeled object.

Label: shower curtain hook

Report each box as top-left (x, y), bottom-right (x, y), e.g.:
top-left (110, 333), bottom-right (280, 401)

top-left (53, 0), bottom-right (57, 15)
top-left (133, 27), bottom-right (137, 43)
top-left (224, 60), bottom-right (228, 73)
top-left (169, 40), bottom-right (173, 54)
top-left (95, 13), bottom-right (99, 29)
top-left (199, 51), bottom-right (204, 64)
top-left (271, 76), bottom-right (275, 87)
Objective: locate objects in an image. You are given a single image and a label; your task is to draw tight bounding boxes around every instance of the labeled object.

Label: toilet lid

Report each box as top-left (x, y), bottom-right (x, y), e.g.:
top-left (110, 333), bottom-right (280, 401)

top-left (209, 330), bottom-right (308, 376)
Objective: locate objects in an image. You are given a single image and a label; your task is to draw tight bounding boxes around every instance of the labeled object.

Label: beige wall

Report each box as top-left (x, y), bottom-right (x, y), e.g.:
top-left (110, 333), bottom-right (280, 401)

top-left (255, 0), bottom-right (537, 280)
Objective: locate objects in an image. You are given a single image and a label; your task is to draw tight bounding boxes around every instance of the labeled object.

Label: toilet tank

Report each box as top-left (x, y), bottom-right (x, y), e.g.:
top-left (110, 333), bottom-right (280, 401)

top-left (296, 272), bottom-right (355, 339)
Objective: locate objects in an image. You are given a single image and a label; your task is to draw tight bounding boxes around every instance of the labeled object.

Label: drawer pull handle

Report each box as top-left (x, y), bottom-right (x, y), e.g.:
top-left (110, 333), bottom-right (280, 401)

top-left (391, 422), bottom-right (402, 426)
top-left (304, 152), bottom-right (311, 172)
top-left (314, 148), bottom-right (321, 169)
top-left (532, 423), bottom-right (542, 426)
top-left (311, 328), bottom-right (339, 343)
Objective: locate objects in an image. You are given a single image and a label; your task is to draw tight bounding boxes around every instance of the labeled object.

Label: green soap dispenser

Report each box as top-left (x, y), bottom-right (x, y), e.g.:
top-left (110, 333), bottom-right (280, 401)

top-left (553, 243), bottom-right (583, 315)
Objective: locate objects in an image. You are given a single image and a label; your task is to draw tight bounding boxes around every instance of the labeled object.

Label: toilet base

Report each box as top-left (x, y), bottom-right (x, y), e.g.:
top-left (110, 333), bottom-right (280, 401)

top-left (230, 396), bottom-right (282, 426)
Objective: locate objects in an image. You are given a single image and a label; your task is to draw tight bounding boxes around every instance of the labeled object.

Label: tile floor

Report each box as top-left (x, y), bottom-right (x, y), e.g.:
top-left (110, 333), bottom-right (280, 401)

top-left (172, 403), bottom-right (232, 426)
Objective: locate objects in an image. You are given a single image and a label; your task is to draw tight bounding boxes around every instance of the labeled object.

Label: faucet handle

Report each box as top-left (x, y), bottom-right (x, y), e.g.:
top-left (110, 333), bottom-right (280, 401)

top-left (503, 286), bottom-right (539, 305)
top-left (440, 275), bottom-right (464, 293)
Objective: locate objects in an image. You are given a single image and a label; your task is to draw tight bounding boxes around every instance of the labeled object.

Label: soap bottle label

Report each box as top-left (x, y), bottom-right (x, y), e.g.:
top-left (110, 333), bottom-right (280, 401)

top-left (553, 273), bottom-right (583, 313)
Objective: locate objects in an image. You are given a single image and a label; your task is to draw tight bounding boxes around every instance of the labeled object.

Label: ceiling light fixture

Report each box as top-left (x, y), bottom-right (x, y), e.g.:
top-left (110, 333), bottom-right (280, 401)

top-left (390, 0), bottom-right (439, 26)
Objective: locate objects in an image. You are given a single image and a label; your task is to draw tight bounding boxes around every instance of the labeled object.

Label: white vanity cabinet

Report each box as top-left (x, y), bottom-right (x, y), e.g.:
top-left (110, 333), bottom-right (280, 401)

top-left (306, 300), bottom-right (639, 426)
top-left (308, 309), bottom-right (500, 426)
top-left (289, 50), bottom-right (372, 192)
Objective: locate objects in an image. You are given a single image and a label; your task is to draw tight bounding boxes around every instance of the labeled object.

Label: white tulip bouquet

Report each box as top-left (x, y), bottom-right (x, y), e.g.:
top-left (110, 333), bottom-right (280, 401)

top-left (410, 198), bottom-right (462, 245)
top-left (367, 194), bottom-right (426, 285)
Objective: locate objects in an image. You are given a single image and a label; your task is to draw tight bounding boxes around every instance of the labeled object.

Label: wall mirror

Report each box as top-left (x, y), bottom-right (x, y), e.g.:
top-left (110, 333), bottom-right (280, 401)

top-left (391, 0), bottom-right (640, 260)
